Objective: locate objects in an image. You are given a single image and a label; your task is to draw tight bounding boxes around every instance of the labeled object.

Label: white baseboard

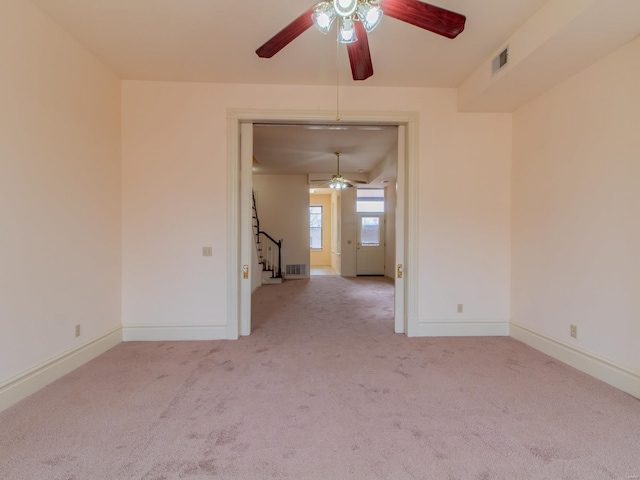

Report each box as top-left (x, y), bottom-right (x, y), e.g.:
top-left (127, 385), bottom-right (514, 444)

top-left (0, 327), bottom-right (122, 413)
top-left (123, 324), bottom-right (229, 341)
top-left (510, 321), bottom-right (640, 399)
top-left (416, 319), bottom-right (510, 337)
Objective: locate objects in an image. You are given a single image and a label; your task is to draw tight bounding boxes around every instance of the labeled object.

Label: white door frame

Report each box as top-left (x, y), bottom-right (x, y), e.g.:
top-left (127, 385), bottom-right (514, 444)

top-left (395, 124), bottom-right (408, 334)
top-left (226, 109), bottom-right (419, 338)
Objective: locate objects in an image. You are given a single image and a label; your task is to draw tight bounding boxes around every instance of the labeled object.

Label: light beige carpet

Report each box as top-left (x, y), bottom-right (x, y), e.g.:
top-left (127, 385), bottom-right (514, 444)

top-left (1, 276), bottom-right (639, 479)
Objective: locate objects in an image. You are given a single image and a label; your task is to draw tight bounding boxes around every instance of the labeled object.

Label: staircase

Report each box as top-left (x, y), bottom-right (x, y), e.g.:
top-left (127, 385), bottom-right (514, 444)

top-left (252, 191), bottom-right (283, 285)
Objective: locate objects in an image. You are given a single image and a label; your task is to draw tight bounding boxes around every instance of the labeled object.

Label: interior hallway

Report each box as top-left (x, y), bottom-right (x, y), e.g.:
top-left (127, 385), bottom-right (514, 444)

top-left (309, 266), bottom-right (340, 276)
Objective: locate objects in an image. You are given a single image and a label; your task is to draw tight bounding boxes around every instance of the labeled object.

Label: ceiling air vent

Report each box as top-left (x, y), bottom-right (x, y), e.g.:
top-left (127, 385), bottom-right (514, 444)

top-left (492, 47), bottom-right (509, 75)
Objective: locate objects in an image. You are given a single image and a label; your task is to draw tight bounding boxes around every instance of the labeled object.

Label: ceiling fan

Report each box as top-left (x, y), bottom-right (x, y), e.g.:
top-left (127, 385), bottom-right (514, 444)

top-left (311, 152), bottom-right (367, 189)
top-left (256, 0), bottom-right (466, 81)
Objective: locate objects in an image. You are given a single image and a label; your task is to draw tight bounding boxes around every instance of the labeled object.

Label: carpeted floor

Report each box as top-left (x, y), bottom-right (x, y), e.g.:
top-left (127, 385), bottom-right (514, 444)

top-left (1, 276), bottom-right (639, 479)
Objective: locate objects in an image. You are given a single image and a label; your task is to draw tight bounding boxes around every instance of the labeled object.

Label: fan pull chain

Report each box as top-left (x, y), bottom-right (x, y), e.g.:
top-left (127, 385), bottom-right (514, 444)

top-left (336, 34), bottom-right (341, 122)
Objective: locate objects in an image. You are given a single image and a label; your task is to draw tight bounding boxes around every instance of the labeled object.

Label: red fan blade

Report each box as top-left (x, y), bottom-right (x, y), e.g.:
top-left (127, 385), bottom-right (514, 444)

top-left (256, 7), bottom-right (315, 58)
top-left (382, 0), bottom-right (466, 39)
top-left (347, 22), bottom-right (374, 81)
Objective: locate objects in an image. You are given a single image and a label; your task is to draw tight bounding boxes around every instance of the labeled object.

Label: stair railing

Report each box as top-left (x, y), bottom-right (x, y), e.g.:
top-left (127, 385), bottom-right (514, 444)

top-left (257, 231), bottom-right (282, 279)
top-left (252, 191), bottom-right (283, 279)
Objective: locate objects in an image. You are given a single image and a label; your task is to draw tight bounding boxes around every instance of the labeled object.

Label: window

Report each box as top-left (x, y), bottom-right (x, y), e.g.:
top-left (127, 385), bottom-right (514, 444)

top-left (310, 206), bottom-right (322, 249)
top-left (360, 217), bottom-right (381, 246)
top-left (356, 189), bottom-right (385, 213)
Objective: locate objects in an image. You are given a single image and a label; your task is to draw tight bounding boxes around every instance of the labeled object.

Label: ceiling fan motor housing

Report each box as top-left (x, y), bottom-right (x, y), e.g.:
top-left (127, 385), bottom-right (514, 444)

top-left (334, 0), bottom-right (358, 17)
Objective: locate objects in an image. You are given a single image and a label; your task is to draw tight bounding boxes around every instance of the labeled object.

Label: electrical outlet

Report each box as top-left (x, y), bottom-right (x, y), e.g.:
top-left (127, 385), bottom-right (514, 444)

top-left (75, 324), bottom-right (81, 337)
top-left (457, 304), bottom-right (463, 314)
top-left (570, 324), bottom-right (577, 338)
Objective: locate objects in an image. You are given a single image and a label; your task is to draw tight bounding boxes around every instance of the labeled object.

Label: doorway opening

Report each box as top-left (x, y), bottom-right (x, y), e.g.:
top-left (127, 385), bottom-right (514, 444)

top-left (227, 109), bottom-right (419, 339)
top-left (309, 196), bottom-right (339, 276)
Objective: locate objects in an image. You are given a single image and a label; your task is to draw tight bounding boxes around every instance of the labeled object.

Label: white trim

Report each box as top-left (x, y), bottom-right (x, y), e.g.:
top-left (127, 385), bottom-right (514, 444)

top-left (226, 110), bottom-right (240, 340)
top-left (229, 109), bottom-right (418, 125)
top-left (239, 122), bottom-right (254, 336)
top-left (0, 327), bottom-right (122, 413)
top-left (123, 324), bottom-right (228, 342)
top-left (394, 125), bottom-right (406, 334)
top-left (417, 319), bottom-right (510, 337)
top-left (405, 120), bottom-right (420, 336)
top-left (227, 108), bottom-right (419, 338)
top-left (510, 321), bottom-right (640, 399)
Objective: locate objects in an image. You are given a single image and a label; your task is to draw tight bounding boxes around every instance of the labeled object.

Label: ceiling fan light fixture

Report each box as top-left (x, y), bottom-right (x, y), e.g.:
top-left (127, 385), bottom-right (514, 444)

top-left (311, 0), bottom-right (383, 38)
top-left (329, 152), bottom-right (350, 189)
top-left (357, 3), bottom-right (383, 32)
top-left (338, 18), bottom-right (358, 44)
top-left (329, 176), bottom-right (349, 189)
top-left (333, 0), bottom-right (358, 18)
top-left (312, 2), bottom-right (336, 34)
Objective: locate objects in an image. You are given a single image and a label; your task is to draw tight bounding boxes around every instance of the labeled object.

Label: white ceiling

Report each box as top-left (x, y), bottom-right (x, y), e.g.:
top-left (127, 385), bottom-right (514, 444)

top-left (32, 0), bottom-right (548, 87)
top-left (30, 0), bottom-right (640, 180)
top-left (253, 124), bottom-right (398, 182)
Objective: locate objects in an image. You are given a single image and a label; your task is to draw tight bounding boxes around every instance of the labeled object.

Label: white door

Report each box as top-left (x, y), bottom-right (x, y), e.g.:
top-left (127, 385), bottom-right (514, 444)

top-left (356, 213), bottom-right (385, 275)
top-left (394, 125), bottom-right (406, 334)
top-left (239, 122), bottom-right (253, 336)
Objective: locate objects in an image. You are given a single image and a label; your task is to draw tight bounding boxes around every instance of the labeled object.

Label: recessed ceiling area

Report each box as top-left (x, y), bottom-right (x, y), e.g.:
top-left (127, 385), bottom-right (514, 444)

top-left (253, 124), bottom-right (398, 187)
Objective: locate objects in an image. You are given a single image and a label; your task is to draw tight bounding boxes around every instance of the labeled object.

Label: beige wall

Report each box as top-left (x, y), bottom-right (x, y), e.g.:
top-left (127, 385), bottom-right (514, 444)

top-left (310, 194), bottom-right (332, 267)
top-left (417, 105), bottom-right (512, 326)
top-left (512, 36), bottom-right (640, 371)
top-left (121, 81), bottom-right (512, 332)
top-left (253, 175), bottom-right (310, 276)
top-left (331, 191), bottom-right (342, 273)
top-left (0, 1), bottom-right (122, 384)
top-left (339, 187), bottom-right (358, 277)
